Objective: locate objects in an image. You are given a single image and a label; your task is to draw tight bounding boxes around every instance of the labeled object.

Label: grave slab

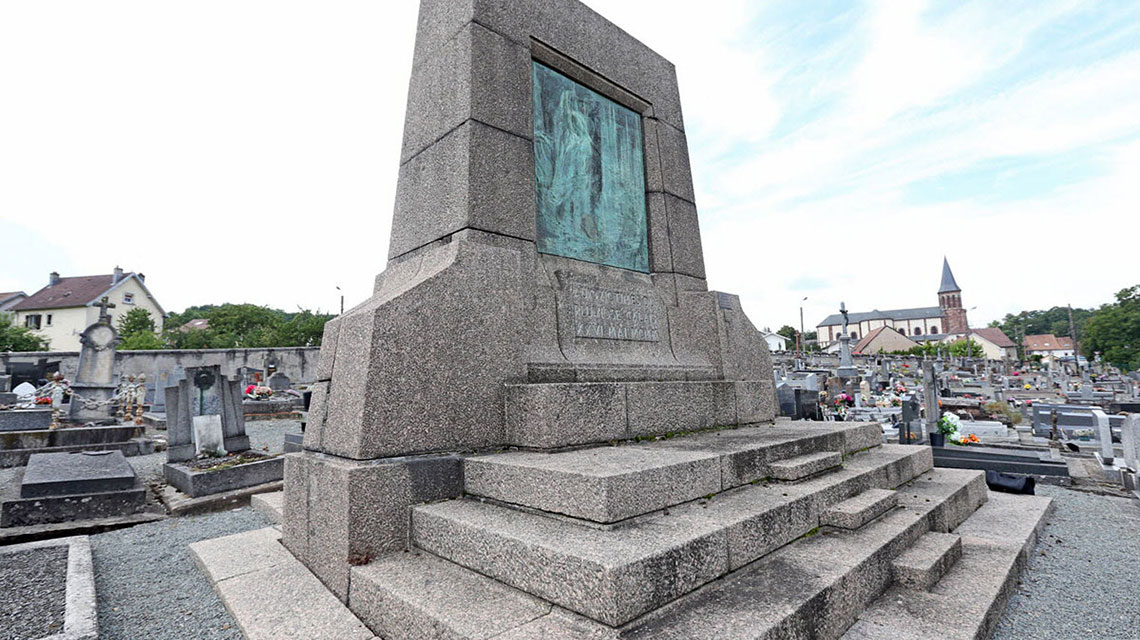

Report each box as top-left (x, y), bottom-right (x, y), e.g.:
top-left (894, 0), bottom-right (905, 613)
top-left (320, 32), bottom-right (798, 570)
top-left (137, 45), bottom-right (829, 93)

top-left (20, 451), bottom-right (137, 498)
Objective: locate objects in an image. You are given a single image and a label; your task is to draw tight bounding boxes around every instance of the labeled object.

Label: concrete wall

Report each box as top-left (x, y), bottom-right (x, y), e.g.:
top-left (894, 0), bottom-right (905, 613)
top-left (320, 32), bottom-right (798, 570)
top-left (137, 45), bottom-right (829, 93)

top-left (0, 347), bottom-right (320, 390)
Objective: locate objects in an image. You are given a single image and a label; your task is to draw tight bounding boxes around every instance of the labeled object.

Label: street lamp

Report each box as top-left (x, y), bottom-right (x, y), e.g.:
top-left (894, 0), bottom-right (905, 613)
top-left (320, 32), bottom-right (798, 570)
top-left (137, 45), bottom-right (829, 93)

top-left (336, 286), bottom-right (344, 315)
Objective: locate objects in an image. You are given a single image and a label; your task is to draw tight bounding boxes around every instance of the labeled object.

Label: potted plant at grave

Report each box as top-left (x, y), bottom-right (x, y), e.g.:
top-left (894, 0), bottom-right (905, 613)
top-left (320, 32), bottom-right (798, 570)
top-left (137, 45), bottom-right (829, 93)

top-left (931, 411), bottom-right (961, 448)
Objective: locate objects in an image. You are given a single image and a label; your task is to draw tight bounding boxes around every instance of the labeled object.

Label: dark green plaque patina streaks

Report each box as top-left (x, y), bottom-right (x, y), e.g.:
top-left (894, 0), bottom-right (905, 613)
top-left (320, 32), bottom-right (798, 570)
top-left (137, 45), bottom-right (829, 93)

top-left (532, 61), bottom-right (649, 272)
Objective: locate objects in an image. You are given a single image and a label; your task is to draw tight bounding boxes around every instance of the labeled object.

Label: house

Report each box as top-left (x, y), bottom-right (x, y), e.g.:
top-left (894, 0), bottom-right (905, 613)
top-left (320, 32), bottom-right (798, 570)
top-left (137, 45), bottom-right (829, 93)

top-left (761, 330), bottom-right (789, 352)
top-left (852, 326), bottom-right (919, 355)
top-left (0, 292), bottom-right (26, 319)
top-left (11, 268), bottom-right (165, 351)
top-left (960, 328), bottom-right (1017, 361)
top-left (180, 319), bottom-right (210, 332)
top-left (1023, 334), bottom-right (1075, 364)
top-left (816, 258), bottom-right (968, 347)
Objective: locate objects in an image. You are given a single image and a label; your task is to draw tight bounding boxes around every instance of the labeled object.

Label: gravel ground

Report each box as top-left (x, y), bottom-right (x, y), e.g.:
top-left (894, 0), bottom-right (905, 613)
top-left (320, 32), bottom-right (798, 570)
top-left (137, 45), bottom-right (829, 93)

top-left (90, 507), bottom-right (272, 640)
top-left (994, 483), bottom-right (1140, 639)
top-left (0, 545), bottom-right (68, 640)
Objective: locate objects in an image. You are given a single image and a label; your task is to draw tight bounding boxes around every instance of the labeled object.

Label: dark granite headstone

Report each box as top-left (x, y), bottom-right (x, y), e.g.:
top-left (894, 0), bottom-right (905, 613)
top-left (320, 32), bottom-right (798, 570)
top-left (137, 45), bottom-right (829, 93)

top-left (21, 451), bottom-right (137, 498)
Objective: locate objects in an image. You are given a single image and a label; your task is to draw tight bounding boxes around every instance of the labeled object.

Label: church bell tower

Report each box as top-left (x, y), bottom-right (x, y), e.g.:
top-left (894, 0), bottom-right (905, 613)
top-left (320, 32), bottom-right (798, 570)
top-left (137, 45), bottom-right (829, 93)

top-left (938, 257), bottom-right (968, 334)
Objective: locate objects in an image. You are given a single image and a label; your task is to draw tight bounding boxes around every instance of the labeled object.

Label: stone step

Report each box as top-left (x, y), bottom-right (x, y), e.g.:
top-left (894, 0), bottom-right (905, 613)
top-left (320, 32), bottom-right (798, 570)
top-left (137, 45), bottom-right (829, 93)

top-left (891, 531), bottom-right (962, 590)
top-left (504, 379), bottom-right (776, 448)
top-left (622, 468), bottom-right (991, 640)
top-left (349, 552), bottom-right (551, 640)
top-left (465, 422), bottom-right (881, 524)
top-left (821, 488), bottom-right (898, 530)
top-left (410, 445), bottom-right (932, 627)
top-left (769, 450), bottom-right (843, 481)
top-left (842, 492), bottom-right (1053, 640)
top-left (251, 491), bottom-right (284, 524)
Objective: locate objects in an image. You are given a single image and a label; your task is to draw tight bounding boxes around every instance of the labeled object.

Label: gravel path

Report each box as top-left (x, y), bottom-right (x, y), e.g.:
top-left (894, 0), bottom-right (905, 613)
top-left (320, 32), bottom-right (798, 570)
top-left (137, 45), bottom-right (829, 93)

top-left (994, 484), bottom-right (1140, 639)
top-left (0, 545), bottom-right (68, 640)
top-left (89, 508), bottom-right (273, 640)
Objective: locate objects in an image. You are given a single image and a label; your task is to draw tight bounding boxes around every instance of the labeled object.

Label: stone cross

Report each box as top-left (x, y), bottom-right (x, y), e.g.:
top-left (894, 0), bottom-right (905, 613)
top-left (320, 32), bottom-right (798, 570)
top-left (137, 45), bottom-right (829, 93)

top-left (923, 361), bottom-right (940, 435)
top-left (96, 296), bottom-right (116, 323)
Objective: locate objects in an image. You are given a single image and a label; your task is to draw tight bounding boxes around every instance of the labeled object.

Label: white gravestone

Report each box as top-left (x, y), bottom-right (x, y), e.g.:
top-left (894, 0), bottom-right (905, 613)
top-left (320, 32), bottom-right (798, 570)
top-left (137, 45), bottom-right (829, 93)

top-left (13, 382), bottom-right (37, 401)
top-left (1091, 409), bottom-right (1114, 464)
top-left (1120, 414), bottom-right (1140, 472)
top-left (192, 415), bottom-right (226, 457)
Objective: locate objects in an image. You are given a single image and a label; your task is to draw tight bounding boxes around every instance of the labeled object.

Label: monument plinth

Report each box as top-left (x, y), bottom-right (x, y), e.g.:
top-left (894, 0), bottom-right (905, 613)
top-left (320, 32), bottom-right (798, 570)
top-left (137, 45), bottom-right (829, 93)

top-left (69, 298), bottom-right (120, 422)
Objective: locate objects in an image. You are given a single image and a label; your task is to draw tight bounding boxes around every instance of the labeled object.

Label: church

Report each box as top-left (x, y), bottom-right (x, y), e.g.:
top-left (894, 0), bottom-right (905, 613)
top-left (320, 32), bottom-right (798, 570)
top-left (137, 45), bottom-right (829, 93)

top-left (816, 258), bottom-right (968, 348)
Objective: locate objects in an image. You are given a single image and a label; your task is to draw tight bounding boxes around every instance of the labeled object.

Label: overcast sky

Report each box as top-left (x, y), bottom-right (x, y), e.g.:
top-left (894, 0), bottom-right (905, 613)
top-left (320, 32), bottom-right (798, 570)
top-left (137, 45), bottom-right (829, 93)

top-left (2, 1), bottom-right (1137, 332)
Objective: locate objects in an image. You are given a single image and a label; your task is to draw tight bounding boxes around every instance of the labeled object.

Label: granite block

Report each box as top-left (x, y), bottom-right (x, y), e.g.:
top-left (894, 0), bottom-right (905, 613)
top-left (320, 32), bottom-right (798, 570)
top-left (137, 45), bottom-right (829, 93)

top-left (399, 22), bottom-right (530, 166)
top-left (464, 446), bottom-right (721, 523)
top-left (163, 456), bottom-right (284, 498)
top-left (20, 451), bottom-right (136, 498)
top-left (284, 452), bottom-right (464, 602)
top-left (891, 531), bottom-right (962, 591)
top-left (655, 121), bottom-right (695, 204)
top-left (624, 381), bottom-right (736, 438)
top-left (645, 192), bottom-right (673, 274)
top-left (768, 451), bottom-right (842, 481)
top-left (664, 195), bottom-right (705, 279)
top-left (2, 478), bottom-right (146, 527)
top-left (316, 317), bottom-right (340, 381)
top-left (0, 409), bottom-right (51, 432)
top-left (412, 499), bottom-right (727, 627)
top-left (349, 552), bottom-right (549, 640)
top-left (820, 488), bottom-right (898, 530)
top-left (734, 379), bottom-right (776, 424)
top-left (505, 383), bottom-right (627, 448)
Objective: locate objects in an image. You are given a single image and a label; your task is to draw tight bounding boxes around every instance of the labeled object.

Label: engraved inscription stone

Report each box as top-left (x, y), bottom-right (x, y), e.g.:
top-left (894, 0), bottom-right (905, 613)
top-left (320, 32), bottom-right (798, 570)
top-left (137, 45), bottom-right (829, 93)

top-left (570, 285), bottom-right (660, 342)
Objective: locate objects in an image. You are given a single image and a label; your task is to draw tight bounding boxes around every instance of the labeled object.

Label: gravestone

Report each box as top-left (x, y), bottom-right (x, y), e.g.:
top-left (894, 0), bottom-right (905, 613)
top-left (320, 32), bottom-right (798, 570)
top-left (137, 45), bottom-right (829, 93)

top-left (192, 415), bottom-right (226, 456)
top-left (69, 298), bottom-right (120, 422)
top-left (164, 366), bottom-right (248, 462)
top-left (1, 450), bottom-right (146, 526)
top-left (267, 372), bottom-right (292, 392)
top-left (923, 361), bottom-right (940, 435)
top-left (285, 0), bottom-right (779, 601)
top-left (1119, 414), bottom-right (1140, 471)
top-left (1091, 409), bottom-right (1114, 464)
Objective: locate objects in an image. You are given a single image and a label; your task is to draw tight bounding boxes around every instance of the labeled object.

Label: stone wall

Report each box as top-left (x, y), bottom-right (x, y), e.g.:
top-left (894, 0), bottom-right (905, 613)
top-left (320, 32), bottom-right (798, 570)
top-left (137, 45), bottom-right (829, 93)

top-left (0, 347), bottom-right (320, 387)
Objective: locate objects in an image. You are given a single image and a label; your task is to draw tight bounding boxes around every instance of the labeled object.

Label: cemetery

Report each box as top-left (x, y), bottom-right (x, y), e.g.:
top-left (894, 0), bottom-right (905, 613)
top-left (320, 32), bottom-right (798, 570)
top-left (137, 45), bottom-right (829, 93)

top-left (1, 1), bottom-right (1139, 639)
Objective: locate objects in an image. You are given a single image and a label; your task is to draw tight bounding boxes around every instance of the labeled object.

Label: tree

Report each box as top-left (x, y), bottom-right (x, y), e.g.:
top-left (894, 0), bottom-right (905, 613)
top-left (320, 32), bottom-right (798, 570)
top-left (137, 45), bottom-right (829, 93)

top-left (116, 308), bottom-right (165, 350)
top-left (776, 325), bottom-right (798, 343)
top-left (164, 303), bottom-right (335, 349)
top-left (0, 314), bottom-right (50, 351)
top-left (948, 338), bottom-right (984, 358)
top-left (1081, 285), bottom-right (1140, 371)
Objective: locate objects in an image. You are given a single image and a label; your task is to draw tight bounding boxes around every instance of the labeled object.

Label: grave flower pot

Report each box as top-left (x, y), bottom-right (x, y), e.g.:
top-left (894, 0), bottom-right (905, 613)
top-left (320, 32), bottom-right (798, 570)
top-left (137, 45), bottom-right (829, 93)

top-left (929, 433), bottom-right (946, 447)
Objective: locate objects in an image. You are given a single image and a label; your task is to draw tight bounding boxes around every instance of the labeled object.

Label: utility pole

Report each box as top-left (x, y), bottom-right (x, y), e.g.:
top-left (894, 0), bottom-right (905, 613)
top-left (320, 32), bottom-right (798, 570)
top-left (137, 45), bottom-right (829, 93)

top-left (799, 297), bottom-right (808, 357)
top-left (1068, 304), bottom-right (1079, 374)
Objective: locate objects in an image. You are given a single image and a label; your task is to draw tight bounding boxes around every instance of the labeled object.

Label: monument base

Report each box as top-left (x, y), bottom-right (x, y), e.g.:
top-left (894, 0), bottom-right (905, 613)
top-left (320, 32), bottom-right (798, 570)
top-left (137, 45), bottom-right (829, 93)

top-left (67, 384), bottom-right (117, 422)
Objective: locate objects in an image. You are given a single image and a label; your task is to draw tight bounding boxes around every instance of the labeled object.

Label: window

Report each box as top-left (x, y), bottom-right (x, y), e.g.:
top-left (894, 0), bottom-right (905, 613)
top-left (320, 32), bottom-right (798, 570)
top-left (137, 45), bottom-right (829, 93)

top-left (123, 293), bottom-right (135, 305)
top-left (851, 332), bottom-right (858, 339)
top-left (25, 314), bottom-right (42, 329)
top-left (930, 325), bottom-right (939, 334)
top-left (46, 314), bottom-right (53, 326)
top-left (914, 328), bottom-right (922, 335)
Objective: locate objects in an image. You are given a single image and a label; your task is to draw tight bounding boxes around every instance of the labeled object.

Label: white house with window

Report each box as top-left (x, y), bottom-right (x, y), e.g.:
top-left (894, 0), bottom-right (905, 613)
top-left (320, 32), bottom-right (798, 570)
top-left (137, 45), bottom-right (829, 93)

top-left (12, 267), bottom-right (165, 351)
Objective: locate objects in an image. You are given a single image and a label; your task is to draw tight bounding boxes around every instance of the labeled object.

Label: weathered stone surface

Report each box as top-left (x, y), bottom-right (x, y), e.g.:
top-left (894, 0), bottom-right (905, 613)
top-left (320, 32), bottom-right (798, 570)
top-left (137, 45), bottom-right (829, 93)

top-left (465, 446), bottom-right (721, 523)
top-left (250, 490), bottom-right (283, 524)
top-left (2, 478), bottom-right (146, 527)
top-left (769, 451), bottom-right (843, 481)
top-left (350, 552), bottom-right (550, 639)
top-left (20, 451), bottom-right (136, 498)
top-left (163, 456), bottom-right (284, 498)
top-left (821, 488), bottom-right (898, 530)
top-left (734, 379), bottom-right (776, 424)
top-left (0, 409), bottom-right (51, 432)
top-left (391, 120), bottom-right (535, 259)
top-left (625, 381), bottom-right (736, 438)
top-left (283, 452), bottom-right (463, 602)
top-left (191, 527), bottom-right (376, 640)
top-left (505, 383), bottom-right (626, 449)
top-left (892, 531), bottom-right (962, 591)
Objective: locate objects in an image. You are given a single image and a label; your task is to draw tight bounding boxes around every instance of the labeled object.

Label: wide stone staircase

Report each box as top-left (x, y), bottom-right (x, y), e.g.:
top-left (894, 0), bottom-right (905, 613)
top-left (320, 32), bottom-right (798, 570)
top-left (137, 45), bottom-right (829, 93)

top-left (343, 421), bottom-right (1052, 639)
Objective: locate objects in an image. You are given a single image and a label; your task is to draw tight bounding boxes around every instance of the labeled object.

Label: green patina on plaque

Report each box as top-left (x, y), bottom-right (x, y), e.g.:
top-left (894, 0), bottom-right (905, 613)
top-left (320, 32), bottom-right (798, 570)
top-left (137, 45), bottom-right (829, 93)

top-left (532, 61), bottom-right (649, 272)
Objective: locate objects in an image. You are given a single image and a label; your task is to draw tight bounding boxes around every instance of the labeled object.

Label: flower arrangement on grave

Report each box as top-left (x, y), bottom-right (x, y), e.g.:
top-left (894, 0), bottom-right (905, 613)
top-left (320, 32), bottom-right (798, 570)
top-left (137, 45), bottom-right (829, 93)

top-left (937, 412), bottom-right (961, 439)
top-left (34, 396), bottom-right (52, 405)
top-left (952, 433), bottom-right (980, 446)
top-left (894, 382), bottom-right (907, 394)
top-left (890, 396), bottom-right (902, 407)
top-left (245, 385), bottom-right (273, 400)
top-left (833, 393), bottom-right (854, 407)
top-left (1024, 383), bottom-right (1032, 390)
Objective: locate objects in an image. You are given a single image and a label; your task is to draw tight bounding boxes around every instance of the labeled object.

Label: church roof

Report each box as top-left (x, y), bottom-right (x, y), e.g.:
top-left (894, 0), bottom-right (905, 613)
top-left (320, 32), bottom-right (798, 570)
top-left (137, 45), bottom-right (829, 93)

top-left (938, 257), bottom-right (961, 294)
top-left (817, 306), bottom-right (944, 327)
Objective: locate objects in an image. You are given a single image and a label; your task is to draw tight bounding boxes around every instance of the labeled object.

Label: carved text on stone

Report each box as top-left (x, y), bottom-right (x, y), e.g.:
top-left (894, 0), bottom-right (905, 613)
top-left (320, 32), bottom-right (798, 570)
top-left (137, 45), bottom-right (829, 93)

top-left (570, 285), bottom-right (660, 342)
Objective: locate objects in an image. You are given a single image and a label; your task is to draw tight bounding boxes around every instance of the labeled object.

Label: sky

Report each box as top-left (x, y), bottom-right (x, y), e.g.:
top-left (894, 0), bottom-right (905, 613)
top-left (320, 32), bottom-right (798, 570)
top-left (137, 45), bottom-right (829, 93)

top-left (1, 0), bottom-right (1138, 332)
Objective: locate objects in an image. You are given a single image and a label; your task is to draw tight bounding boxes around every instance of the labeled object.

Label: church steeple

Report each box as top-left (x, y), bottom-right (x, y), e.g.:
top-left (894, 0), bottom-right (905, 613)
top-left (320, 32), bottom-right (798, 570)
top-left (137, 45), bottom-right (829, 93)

top-left (938, 257), bottom-right (968, 334)
top-left (938, 257), bottom-right (961, 294)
